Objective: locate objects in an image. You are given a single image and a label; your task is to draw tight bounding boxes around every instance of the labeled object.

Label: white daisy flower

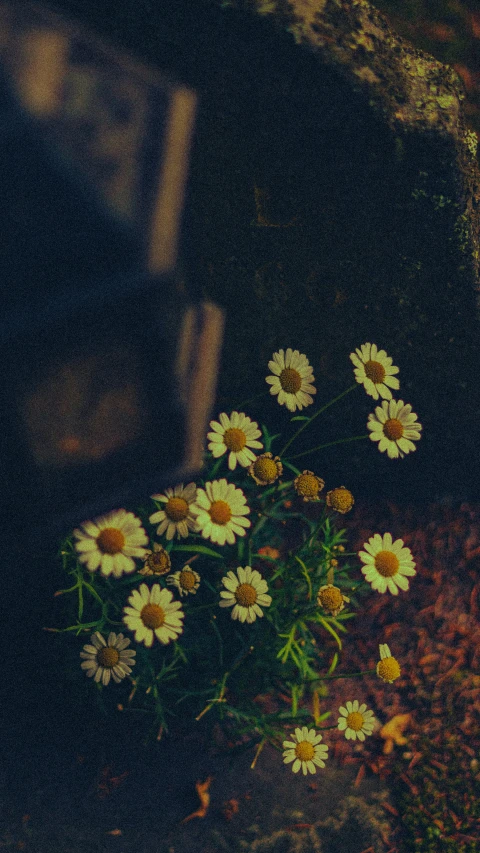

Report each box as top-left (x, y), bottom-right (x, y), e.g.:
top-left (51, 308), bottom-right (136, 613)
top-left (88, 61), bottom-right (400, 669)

top-left (376, 644), bottom-right (401, 683)
top-left (73, 509), bottom-right (148, 578)
top-left (359, 532), bottom-right (416, 595)
top-left (248, 452), bottom-right (283, 485)
top-left (350, 343), bottom-right (400, 400)
top-left (293, 470), bottom-right (325, 502)
top-left (316, 584), bottom-right (350, 617)
top-left (190, 479), bottom-right (251, 546)
top-left (207, 411), bottom-right (263, 470)
top-left (139, 542), bottom-right (172, 576)
top-left (265, 348), bottom-right (316, 412)
top-left (325, 486), bottom-right (355, 514)
top-left (282, 726), bottom-right (329, 775)
top-left (166, 564), bottom-right (201, 596)
top-left (149, 482), bottom-right (198, 540)
top-left (80, 631), bottom-right (136, 685)
top-left (219, 565), bottom-right (272, 623)
top-left (123, 583), bottom-right (184, 647)
top-left (337, 700), bottom-right (375, 741)
top-left (367, 399), bottom-right (422, 459)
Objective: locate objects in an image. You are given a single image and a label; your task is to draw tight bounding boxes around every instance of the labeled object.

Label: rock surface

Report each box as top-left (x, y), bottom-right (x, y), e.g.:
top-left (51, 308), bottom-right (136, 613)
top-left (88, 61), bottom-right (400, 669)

top-left (48, 0), bottom-right (480, 500)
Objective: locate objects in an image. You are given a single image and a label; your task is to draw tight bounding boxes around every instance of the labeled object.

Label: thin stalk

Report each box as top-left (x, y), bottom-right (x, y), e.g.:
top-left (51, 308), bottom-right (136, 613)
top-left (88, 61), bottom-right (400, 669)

top-left (289, 433), bottom-right (368, 461)
top-left (279, 383), bottom-right (358, 457)
top-left (305, 668), bottom-right (376, 681)
top-left (250, 737), bottom-right (267, 769)
top-left (235, 390), bottom-right (269, 410)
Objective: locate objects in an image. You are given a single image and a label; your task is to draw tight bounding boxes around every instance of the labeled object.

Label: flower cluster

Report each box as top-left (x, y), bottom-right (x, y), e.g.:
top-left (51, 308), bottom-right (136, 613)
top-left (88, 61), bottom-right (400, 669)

top-left (55, 343), bottom-right (415, 773)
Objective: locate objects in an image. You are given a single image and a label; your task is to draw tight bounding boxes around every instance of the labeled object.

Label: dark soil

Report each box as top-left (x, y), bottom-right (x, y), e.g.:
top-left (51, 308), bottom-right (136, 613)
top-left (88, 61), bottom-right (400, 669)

top-left (3, 498), bottom-right (480, 852)
top-left (1, 695), bottom-right (391, 853)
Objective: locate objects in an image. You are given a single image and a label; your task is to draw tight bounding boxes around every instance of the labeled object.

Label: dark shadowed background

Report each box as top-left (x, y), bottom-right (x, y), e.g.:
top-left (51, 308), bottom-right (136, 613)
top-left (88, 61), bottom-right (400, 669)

top-left (2, 2), bottom-right (480, 851)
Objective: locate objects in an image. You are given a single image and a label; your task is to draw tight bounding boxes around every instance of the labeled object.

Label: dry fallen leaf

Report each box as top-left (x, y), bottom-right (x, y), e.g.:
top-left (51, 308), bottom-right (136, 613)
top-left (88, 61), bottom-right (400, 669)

top-left (181, 776), bottom-right (213, 823)
top-left (222, 798), bottom-right (239, 821)
top-left (96, 766), bottom-right (129, 799)
top-left (380, 713), bottom-right (412, 755)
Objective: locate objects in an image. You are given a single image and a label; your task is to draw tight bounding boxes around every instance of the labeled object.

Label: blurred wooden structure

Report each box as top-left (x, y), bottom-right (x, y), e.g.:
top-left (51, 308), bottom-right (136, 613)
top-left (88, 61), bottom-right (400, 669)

top-left (0, 1), bottom-right (224, 537)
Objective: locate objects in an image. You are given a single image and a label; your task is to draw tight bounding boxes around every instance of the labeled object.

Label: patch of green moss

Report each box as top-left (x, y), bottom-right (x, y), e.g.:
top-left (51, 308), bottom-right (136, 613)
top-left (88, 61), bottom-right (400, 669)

top-left (454, 211), bottom-right (471, 255)
top-left (392, 733), bottom-right (480, 853)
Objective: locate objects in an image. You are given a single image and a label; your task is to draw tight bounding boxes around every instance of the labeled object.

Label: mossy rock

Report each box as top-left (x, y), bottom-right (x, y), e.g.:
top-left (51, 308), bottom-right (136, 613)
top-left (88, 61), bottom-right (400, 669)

top-left (48, 0), bottom-right (480, 499)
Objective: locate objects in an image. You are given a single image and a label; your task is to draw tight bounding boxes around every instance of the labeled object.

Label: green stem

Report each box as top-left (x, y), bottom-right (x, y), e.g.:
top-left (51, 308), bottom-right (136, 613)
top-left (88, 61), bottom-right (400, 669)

top-left (235, 390), bottom-right (269, 410)
top-left (288, 433), bottom-right (368, 461)
top-left (279, 383), bottom-right (358, 457)
top-left (54, 582), bottom-right (79, 596)
top-left (209, 616), bottom-right (224, 667)
top-left (295, 556), bottom-right (312, 601)
top-left (195, 670), bottom-right (229, 720)
top-left (306, 668), bottom-right (376, 681)
top-left (45, 619), bottom-right (104, 633)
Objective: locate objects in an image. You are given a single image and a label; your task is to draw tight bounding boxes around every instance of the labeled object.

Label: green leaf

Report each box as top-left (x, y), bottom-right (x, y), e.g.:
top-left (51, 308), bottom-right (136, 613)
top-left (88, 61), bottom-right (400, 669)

top-left (315, 616), bottom-right (343, 650)
top-left (82, 580), bottom-right (104, 606)
top-left (282, 460), bottom-right (301, 476)
top-left (294, 555), bottom-right (312, 601)
top-left (327, 651), bottom-right (339, 676)
top-left (335, 611), bottom-right (356, 622)
top-left (329, 617), bottom-right (348, 633)
top-left (261, 424), bottom-right (281, 452)
top-left (208, 457), bottom-right (225, 478)
top-left (171, 544), bottom-right (224, 559)
top-left (237, 538), bottom-right (245, 561)
top-left (290, 416), bottom-right (310, 422)
top-left (317, 710), bottom-right (331, 722)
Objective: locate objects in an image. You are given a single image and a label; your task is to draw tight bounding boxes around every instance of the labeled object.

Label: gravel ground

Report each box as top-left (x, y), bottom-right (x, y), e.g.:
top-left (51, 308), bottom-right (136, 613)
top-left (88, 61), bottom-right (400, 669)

top-left (1, 702), bottom-right (392, 853)
top-left (3, 497), bottom-right (479, 852)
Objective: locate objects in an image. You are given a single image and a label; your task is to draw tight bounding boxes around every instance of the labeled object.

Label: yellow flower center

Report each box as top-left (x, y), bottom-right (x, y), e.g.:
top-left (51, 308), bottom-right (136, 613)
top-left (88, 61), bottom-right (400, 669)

top-left (327, 487), bottom-right (354, 513)
top-left (374, 550), bottom-right (400, 577)
top-left (295, 473), bottom-right (324, 498)
top-left (96, 646), bottom-right (120, 668)
top-left (253, 456), bottom-right (279, 483)
top-left (364, 360), bottom-right (386, 384)
top-left (209, 500), bottom-right (232, 525)
top-left (96, 527), bottom-right (126, 554)
top-left (377, 657), bottom-right (401, 682)
top-left (234, 582), bottom-right (257, 607)
top-left (383, 418), bottom-right (404, 441)
top-left (346, 712), bottom-right (364, 731)
top-left (279, 367), bottom-right (302, 394)
top-left (141, 603), bottom-right (165, 629)
top-left (165, 497), bottom-right (189, 522)
top-left (318, 586), bottom-right (343, 611)
top-left (179, 568), bottom-right (197, 590)
top-left (145, 549), bottom-right (171, 575)
top-left (223, 427), bottom-right (247, 452)
top-left (294, 740), bottom-right (315, 762)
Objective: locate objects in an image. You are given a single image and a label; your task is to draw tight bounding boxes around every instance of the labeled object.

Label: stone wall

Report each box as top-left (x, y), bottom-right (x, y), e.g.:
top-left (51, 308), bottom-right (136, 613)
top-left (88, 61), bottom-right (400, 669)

top-left (47, 0), bottom-right (480, 498)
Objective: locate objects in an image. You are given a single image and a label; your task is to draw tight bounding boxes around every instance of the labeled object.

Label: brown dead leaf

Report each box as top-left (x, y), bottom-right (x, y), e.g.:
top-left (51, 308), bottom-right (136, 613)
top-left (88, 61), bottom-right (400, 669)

top-left (381, 801), bottom-right (400, 817)
top-left (96, 766), bottom-right (129, 799)
top-left (399, 772), bottom-right (419, 797)
top-left (407, 751), bottom-right (423, 771)
top-left (181, 776), bottom-right (213, 823)
top-left (380, 713), bottom-right (412, 755)
top-left (222, 798), bottom-right (239, 821)
top-left (284, 823), bottom-right (313, 832)
top-left (353, 763), bottom-right (366, 788)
